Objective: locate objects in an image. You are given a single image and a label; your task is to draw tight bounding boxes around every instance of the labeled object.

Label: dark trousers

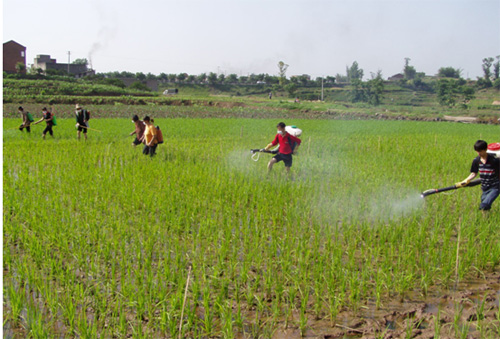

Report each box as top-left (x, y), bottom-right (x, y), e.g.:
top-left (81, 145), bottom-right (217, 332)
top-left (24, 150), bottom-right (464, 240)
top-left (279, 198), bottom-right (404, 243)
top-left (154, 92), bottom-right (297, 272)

top-left (19, 125), bottom-right (31, 132)
top-left (480, 185), bottom-right (500, 210)
top-left (43, 125), bottom-right (53, 136)
top-left (143, 144), bottom-right (158, 157)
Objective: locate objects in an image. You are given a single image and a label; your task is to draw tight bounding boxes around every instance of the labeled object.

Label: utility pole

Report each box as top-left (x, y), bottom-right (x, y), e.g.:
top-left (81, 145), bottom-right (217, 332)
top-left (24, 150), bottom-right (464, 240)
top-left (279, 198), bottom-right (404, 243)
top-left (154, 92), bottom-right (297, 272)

top-left (67, 51), bottom-right (70, 75)
top-left (321, 76), bottom-right (324, 101)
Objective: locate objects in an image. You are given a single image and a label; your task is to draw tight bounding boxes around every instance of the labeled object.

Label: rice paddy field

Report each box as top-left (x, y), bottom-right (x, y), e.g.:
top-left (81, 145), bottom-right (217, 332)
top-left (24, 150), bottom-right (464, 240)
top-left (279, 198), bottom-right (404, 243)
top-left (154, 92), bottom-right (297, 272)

top-left (3, 116), bottom-right (500, 338)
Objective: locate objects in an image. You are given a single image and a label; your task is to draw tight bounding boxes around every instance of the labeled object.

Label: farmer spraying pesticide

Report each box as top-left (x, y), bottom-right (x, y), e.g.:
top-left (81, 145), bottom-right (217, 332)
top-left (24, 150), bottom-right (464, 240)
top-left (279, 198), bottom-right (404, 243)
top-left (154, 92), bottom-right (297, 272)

top-left (130, 115), bottom-right (146, 147)
top-left (265, 122), bottom-right (301, 174)
top-left (456, 140), bottom-right (500, 212)
top-left (18, 106), bottom-right (33, 133)
top-left (33, 107), bottom-right (55, 139)
top-left (75, 104), bottom-right (90, 140)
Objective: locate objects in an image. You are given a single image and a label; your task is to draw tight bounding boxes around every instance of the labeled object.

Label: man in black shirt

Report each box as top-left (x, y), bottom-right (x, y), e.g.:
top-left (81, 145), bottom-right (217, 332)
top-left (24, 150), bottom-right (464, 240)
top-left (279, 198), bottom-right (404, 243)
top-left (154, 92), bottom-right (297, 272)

top-left (457, 140), bottom-right (500, 211)
top-left (75, 104), bottom-right (90, 140)
top-left (33, 107), bottom-right (54, 139)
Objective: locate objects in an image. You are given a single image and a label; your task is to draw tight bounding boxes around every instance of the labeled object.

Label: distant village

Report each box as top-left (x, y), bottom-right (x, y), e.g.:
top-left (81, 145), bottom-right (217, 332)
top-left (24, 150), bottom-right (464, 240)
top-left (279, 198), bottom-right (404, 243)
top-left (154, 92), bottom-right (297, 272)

top-left (3, 40), bottom-right (94, 78)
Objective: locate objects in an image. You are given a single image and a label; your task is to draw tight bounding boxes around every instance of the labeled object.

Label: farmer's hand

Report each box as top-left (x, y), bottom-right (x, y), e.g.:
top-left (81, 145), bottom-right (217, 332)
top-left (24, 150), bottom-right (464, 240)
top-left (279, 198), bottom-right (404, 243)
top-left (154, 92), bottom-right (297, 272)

top-left (264, 143), bottom-right (273, 151)
top-left (455, 179), bottom-right (470, 188)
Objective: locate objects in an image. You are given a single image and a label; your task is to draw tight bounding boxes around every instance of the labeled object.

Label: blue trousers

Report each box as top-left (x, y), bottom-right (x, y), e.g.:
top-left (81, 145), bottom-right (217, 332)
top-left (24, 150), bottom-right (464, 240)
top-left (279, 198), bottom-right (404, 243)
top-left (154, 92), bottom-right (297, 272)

top-left (480, 185), bottom-right (500, 210)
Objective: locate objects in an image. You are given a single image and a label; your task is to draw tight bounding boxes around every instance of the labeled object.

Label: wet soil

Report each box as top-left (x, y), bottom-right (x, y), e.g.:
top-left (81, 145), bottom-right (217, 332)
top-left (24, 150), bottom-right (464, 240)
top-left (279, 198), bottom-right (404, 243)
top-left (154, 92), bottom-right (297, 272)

top-left (270, 272), bottom-right (500, 339)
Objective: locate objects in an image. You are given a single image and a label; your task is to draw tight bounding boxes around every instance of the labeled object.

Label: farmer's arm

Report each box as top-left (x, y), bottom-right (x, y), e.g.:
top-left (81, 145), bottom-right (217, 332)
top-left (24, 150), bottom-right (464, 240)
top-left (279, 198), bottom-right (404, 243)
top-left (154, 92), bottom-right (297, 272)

top-left (34, 117), bottom-right (44, 125)
top-left (457, 159), bottom-right (479, 187)
top-left (456, 172), bottom-right (477, 188)
top-left (130, 130), bottom-right (136, 136)
top-left (265, 135), bottom-right (279, 150)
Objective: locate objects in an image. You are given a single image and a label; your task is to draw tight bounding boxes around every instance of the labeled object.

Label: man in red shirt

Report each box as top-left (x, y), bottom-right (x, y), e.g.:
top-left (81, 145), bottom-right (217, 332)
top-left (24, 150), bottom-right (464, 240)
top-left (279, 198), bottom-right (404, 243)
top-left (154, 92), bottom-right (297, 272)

top-left (265, 122), bottom-right (301, 173)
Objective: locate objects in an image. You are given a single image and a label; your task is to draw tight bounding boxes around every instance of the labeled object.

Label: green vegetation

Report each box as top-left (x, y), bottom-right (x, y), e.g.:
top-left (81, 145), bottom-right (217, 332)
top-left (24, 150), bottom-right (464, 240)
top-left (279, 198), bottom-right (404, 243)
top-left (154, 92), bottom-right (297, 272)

top-left (3, 78), bottom-right (156, 98)
top-left (3, 118), bottom-right (500, 337)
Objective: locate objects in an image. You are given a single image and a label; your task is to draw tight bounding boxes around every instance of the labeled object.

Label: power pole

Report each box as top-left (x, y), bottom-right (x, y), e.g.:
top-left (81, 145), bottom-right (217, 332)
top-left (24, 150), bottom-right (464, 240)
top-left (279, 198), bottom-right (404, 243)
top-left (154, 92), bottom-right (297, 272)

top-left (67, 51), bottom-right (70, 74)
top-left (321, 76), bottom-right (324, 101)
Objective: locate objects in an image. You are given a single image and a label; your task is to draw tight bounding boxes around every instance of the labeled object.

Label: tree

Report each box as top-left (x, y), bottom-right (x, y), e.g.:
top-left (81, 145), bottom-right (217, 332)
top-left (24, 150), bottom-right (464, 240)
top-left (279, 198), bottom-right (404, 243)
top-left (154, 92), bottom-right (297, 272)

top-left (158, 73), bottom-right (168, 82)
top-left (438, 67), bottom-right (461, 78)
top-left (493, 55), bottom-right (500, 80)
top-left (135, 72), bottom-right (146, 81)
top-left (72, 58), bottom-right (88, 66)
top-left (284, 83), bottom-right (297, 97)
top-left (226, 73), bottom-right (238, 84)
top-left (218, 73), bottom-right (225, 83)
top-left (238, 76), bottom-right (248, 84)
top-left (493, 78), bottom-right (500, 90)
top-left (177, 73), bottom-right (188, 83)
top-left (482, 57), bottom-right (494, 80)
top-left (207, 72), bottom-right (217, 85)
top-left (366, 71), bottom-right (384, 105)
top-left (325, 76), bottom-right (335, 84)
top-left (146, 72), bottom-right (157, 80)
top-left (264, 74), bottom-right (278, 84)
top-left (436, 79), bottom-right (475, 107)
top-left (120, 71), bottom-right (134, 78)
top-left (277, 61), bottom-right (289, 86)
top-left (15, 62), bottom-right (26, 74)
top-left (346, 61), bottom-right (363, 83)
top-left (168, 73), bottom-right (177, 83)
top-left (403, 58), bottom-right (416, 80)
top-left (197, 73), bottom-right (207, 84)
top-left (335, 73), bottom-right (348, 84)
top-left (350, 79), bottom-right (365, 102)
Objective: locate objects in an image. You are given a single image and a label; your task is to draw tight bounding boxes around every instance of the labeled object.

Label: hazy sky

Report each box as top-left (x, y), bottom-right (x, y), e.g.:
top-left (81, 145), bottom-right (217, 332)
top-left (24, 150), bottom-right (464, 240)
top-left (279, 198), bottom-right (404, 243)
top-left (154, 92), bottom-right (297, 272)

top-left (3, 0), bottom-right (499, 79)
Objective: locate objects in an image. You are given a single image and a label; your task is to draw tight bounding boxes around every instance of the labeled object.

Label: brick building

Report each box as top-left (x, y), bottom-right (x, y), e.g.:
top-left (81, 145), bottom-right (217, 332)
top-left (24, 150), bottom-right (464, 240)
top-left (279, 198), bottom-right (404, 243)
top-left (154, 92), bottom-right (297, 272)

top-left (33, 54), bottom-right (95, 78)
top-left (3, 40), bottom-right (27, 74)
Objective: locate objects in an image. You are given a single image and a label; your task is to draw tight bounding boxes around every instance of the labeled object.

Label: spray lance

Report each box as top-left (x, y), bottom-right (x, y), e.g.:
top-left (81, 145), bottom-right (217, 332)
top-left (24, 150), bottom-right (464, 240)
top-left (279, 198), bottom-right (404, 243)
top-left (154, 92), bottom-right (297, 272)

top-left (250, 148), bottom-right (278, 161)
top-left (420, 179), bottom-right (481, 198)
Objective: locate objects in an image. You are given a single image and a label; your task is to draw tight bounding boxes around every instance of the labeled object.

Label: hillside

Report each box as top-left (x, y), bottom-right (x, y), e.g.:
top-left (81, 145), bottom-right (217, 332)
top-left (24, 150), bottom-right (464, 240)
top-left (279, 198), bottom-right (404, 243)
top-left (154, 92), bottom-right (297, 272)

top-left (3, 77), bottom-right (500, 122)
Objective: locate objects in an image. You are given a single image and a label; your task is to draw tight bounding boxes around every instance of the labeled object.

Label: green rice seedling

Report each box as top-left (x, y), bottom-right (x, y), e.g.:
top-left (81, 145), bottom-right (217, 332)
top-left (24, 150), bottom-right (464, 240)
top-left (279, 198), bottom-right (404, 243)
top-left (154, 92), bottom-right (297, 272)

top-left (3, 117), bottom-right (500, 337)
top-left (22, 299), bottom-right (50, 338)
top-left (434, 306), bottom-right (442, 339)
top-left (5, 282), bottom-right (25, 326)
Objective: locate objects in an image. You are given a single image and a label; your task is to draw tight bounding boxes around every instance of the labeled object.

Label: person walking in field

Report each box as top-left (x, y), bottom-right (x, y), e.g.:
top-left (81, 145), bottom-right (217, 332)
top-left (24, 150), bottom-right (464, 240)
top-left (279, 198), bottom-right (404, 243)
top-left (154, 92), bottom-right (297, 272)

top-left (130, 115), bottom-right (146, 147)
top-left (140, 116), bottom-right (158, 157)
top-left (456, 140), bottom-right (500, 212)
top-left (33, 107), bottom-right (54, 139)
top-left (18, 106), bottom-right (33, 133)
top-left (75, 104), bottom-right (90, 140)
top-left (264, 122), bottom-right (301, 174)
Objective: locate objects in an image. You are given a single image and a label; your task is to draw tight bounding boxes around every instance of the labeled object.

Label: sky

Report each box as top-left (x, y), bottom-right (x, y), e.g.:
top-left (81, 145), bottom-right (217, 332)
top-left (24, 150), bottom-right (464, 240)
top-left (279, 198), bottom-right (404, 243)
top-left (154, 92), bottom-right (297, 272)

top-left (3, 0), bottom-right (499, 80)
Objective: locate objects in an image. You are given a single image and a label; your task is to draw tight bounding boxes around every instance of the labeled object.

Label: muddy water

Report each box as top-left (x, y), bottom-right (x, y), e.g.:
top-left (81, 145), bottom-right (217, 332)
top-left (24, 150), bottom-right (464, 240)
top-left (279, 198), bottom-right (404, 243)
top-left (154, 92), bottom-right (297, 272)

top-left (270, 272), bottom-right (500, 339)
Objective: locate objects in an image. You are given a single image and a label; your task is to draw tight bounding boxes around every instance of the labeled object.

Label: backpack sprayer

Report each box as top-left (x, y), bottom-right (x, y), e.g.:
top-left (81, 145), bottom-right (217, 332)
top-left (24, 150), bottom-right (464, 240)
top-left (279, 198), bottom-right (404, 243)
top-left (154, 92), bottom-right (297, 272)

top-left (250, 125), bottom-right (302, 161)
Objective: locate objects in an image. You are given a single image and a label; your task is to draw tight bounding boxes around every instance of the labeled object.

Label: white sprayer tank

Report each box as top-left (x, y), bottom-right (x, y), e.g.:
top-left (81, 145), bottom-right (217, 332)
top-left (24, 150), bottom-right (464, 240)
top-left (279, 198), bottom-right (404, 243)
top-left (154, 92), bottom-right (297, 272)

top-left (487, 143), bottom-right (500, 157)
top-left (285, 125), bottom-right (302, 137)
